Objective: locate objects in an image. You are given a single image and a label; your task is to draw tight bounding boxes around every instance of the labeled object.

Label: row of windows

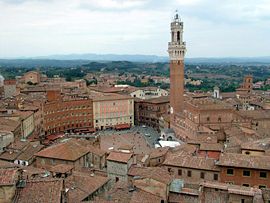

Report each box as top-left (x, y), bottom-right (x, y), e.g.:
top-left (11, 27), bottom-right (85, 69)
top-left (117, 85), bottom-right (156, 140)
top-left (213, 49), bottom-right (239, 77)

top-left (227, 168), bottom-right (268, 178)
top-left (97, 112), bottom-right (128, 117)
top-left (45, 122), bottom-right (92, 130)
top-left (46, 120), bottom-right (92, 128)
top-left (45, 105), bottom-right (91, 114)
top-left (96, 117), bottom-right (133, 123)
top-left (168, 168), bottom-right (219, 181)
top-left (99, 100), bottom-right (132, 107)
top-left (45, 113), bottom-right (92, 121)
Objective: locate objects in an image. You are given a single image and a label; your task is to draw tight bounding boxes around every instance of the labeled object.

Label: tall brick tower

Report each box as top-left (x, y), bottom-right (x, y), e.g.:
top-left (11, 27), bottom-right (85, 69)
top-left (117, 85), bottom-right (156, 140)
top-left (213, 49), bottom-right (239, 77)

top-left (168, 12), bottom-right (186, 115)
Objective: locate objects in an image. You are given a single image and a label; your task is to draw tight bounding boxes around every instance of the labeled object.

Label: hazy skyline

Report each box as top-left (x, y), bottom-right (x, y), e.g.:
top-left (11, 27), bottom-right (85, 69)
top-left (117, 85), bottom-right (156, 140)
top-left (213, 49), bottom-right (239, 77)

top-left (1, 0), bottom-right (270, 58)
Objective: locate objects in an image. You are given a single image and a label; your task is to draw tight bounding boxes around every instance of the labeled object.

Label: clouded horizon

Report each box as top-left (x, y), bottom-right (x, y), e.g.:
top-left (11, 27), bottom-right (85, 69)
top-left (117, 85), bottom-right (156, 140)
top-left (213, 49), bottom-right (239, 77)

top-left (1, 0), bottom-right (270, 58)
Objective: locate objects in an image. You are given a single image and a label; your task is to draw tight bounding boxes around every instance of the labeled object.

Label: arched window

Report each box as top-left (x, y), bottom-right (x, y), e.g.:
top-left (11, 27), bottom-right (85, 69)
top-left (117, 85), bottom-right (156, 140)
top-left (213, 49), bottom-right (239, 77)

top-left (171, 32), bottom-right (174, 42)
top-left (177, 31), bottom-right (180, 41)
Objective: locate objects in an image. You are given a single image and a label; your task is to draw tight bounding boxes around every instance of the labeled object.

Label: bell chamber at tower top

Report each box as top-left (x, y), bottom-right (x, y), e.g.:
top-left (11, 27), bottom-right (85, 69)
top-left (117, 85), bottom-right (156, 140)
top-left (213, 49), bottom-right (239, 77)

top-left (168, 12), bottom-right (186, 61)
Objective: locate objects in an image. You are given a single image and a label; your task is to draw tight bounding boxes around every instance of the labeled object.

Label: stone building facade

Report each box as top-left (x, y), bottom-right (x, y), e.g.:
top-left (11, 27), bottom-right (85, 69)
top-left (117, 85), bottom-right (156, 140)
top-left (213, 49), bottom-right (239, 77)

top-left (171, 97), bottom-right (237, 140)
top-left (218, 153), bottom-right (270, 189)
top-left (35, 140), bottom-right (91, 170)
top-left (43, 98), bottom-right (94, 135)
top-left (0, 131), bottom-right (14, 153)
top-left (93, 94), bottom-right (134, 130)
top-left (4, 80), bottom-right (17, 98)
top-left (23, 71), bottom-right (41, 84)
top-left (163, 154), bottom-right (220, 184)
top-left (134, 96), bottom-right (169, 131)
top-left (107, 151), bottom-right (133, 183)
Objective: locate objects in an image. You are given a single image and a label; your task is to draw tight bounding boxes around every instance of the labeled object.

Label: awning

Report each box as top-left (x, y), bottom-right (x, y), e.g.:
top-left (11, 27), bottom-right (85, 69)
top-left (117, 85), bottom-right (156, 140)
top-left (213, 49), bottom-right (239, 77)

top-left (115, 123), bottom-right (131, 130)
top-left (46, 134), bottom-right (64, 141)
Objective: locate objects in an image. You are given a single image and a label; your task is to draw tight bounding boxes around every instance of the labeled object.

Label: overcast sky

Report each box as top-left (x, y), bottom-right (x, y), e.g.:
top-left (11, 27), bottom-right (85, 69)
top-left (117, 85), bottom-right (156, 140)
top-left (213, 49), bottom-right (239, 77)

top-left (1, 0), bottom-right (270, 58)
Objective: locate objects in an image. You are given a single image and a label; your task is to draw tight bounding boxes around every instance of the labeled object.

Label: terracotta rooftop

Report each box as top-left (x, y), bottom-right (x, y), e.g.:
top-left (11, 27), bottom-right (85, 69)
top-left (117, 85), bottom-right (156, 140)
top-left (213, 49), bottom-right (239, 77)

top-left (105, 181), bottom-right (132, 203)
top-left (201, 181), bottom-right (262, 196)
top-left (19, 104), bottom-right (39, 112)
top-left (49, 164), bottom-right (74, 174)
top-left (75, 139), bottom-right (106, 156)
top-left (0, 142), bottom-right (27, 161)
top-left (100, 133), bottom-right (152, 155)
top-left (88, 86), bottom-right (125, 93)
top-left (128, 166), bottom-right (173, 185)
top-left (149, 146), bottom-right (169, 159)
top-left (0, 160), bottom-right (20, 169)
top-left (187, 134), bottom-right (218, 144)
top-left (163, 154), bottom-right (220, 171)
top-left (199, 143), bottom-right (224, 151)
top-left (130, 189), bottom-right (162, 203)
top-left (8, 140), bottom-right (30, 150)
top-left (217, 153), bottom-right (270, 170)
top-left (21, 166), bottom-right (49, 179)
top-left (241, 137), bottom-right (270, 152)
top-left (168, 143), bottom-right (197, 157)
top-left (13, 110), bottom-right (33, 120)
top-left (186, 97), bottom-right (233, 110)
top-left (0, 150), bottom-right (20, 161)
top-left (238, 110), bottom-right (270, 120)
top-left (118, 144), bottom-right (134, 151)
top-left (0, 168), bottom-right (18, 186)
top-left (141, 96), bottom-right (169, 104)
top-left (66, 171), bottom-right (110, 202)
top-left (0, 117), bottom-right (20, 132)
top-left (16, 179), bottom-right (63, 203)
top-left (17, 142), bottom-right (44, 161)
top-left (89, 92), bottom-right (132, 102)
top-left (179, 187), bottom-right (199, 196)
top-left (106, 151), bottom-right (132, 163)
top-left (221, 92), bottom-right (236, 98)
top-left (35, 139), bottom-right (89, 161)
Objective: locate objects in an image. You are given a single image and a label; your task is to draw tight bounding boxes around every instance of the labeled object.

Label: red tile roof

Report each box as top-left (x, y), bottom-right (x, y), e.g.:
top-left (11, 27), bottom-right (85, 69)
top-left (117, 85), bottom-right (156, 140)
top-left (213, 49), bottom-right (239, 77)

top-left (130, 189), bottom-right (162, 203)
top-left (107, 151), bottom-right (132, 163)
top-left (128, 166), bottom-right (173, 184)
top-left (199, 143), bottom-right (223, 151)
top-left (0, 160), bottom-right (20, 169)
top-left (241, 137), bottom-right (270, 151)
top-left (75, 139), bottom-right (106, 157)
top-left (66, 171), bottom-right (110, 202)
top-left (105, 181), bottom-right (132, 203)
top-left (149, 147), bottom-right (169, 159)
top-left (17, 142), bottom-right (44, 161)
top-left (16, 179), bottom-right (63, 203)
top-left (49, 164), bottom-right (74, 174)
top-left (0, 168), bottom-right (18, 186)
top-left (0, 117), bottom-right (20, 132)
top-left (217, 153), bottom-right (270, 170)
top-left (35, 139), bottom-right (89, 161)
top-left (163, 154), bottom-right (220, 171)
top-left (201, 181), bottom-right (262, 197)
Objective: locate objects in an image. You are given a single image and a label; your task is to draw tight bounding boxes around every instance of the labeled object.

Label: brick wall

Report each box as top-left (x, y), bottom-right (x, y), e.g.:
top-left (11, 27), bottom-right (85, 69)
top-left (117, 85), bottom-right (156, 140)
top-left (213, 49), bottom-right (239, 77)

top-left (44, 99), bottom-right (93, 135)
top-left (163, 165), bottom-right (220, 184)
top-left (220, 167), bottom-right (270, 188)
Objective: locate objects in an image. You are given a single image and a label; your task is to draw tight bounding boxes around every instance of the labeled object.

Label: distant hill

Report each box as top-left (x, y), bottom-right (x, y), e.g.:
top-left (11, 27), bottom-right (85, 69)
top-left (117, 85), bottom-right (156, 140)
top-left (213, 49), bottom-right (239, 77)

top-left (30, 53), bottom-right (168, 63)
top-left (28, 54), bottom-right (270, 64)
top-left (185, 57), bottom-right (270, 64)
top-left (1, 54), bottom-right (270, 67)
